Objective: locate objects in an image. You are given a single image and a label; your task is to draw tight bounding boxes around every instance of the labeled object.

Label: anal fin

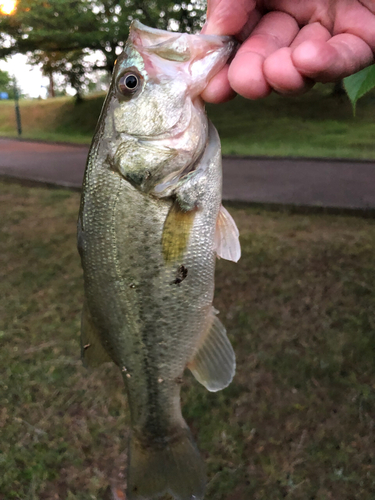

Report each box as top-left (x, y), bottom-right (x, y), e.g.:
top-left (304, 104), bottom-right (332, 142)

top-left (81, 301), bottom-right (112, 368)
top-left (187, 309), bottom-right (236, 392)
top-left (214, 204), bottom-right (241, 262)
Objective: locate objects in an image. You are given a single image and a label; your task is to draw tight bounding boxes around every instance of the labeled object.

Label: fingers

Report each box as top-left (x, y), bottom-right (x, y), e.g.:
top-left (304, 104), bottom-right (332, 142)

top-left (292, 34), bottom-right (374, 82)
top-left (263, 48), bottom-right (314, 95)
top-left (202, 0), bottom-right (256, 36)
top-left (201, 65), bottom-right (236, 103)
top-left (290, 22), bottom-right (331, 49)
top-left (228, 11), bottom-right (299, 99)
top-left (263, 23), bottom-right (331, 95)
top-left (202, 1), bottom-right (375, 102)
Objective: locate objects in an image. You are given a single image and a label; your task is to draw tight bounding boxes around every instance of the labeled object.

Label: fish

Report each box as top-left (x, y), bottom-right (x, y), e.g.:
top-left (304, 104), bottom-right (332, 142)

top-left (77, 20), bottom-right (241, 500)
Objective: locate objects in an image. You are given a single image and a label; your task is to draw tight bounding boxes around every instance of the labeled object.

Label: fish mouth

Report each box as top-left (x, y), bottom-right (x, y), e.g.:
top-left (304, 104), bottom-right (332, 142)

top-left (129, 20), bottom-right (236, 97)
top-left (125, 94), bottom-right (194, 143)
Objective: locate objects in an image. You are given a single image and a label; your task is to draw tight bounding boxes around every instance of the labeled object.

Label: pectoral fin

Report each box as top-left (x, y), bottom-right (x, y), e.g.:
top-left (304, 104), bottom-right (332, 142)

top-left (214, 205), bottom-right (241, 262)
top-left (162, 200), bottom-right (196, 263)
top-left (81, 301), bottom-right (112, 368)
top-left (187, 309), bottom-right (236, 392)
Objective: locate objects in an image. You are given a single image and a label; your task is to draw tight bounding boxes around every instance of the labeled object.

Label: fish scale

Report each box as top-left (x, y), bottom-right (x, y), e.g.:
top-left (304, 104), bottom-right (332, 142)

top-left (78, 21), bottom-right (240, 500)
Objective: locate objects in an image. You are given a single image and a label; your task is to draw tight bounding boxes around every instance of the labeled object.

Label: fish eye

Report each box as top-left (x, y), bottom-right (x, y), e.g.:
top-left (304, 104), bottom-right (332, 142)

top-left (124, 74), bottom-right (138, 89)
top-left (118, 71), bottom-right (142, 96)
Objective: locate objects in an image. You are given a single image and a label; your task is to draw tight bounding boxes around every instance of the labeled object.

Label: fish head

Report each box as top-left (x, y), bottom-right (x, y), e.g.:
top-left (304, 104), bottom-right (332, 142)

top-left (110, 20), bottom-right (235, 140)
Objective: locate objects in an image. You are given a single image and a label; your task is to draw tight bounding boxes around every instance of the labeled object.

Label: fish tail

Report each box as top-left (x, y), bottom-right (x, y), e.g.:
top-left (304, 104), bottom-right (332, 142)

top-left (127, 427), bottom-right (206, 500)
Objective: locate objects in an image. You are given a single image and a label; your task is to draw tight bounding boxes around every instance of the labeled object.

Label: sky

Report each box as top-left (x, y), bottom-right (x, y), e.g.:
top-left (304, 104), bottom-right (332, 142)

top-left (0, 51), bottom-right (108, 99)
top-left (0, 53), bottom-right (49, 98)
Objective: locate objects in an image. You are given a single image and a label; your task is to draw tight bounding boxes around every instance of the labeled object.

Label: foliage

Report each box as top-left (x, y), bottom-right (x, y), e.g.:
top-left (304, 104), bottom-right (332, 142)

top-left (344, 64), bottom-right (375, 113)
top-left (0, 68), bottom-right (14, 98)
top-left (29, 49), bottom-right (88, 99)
top-left (0, 0), bottom-right (206, 96)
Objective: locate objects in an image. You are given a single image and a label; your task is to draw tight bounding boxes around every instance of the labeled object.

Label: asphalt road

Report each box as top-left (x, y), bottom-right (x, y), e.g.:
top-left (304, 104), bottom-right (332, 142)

top-left (1, 137), bottom-right (375, 209)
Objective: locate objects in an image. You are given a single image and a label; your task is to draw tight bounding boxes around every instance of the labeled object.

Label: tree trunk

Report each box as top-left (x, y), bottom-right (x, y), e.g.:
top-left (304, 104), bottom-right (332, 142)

top-left (49, 73), bottom-right (55, 98)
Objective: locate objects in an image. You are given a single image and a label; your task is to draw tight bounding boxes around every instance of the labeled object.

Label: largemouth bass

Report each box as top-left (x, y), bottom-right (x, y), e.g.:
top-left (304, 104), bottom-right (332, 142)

top-left (77, 21), bottom-right (240, 500)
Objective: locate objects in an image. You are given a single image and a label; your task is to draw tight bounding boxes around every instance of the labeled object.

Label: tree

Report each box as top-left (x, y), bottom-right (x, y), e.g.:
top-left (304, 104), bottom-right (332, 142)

top-left (29, 49), bottom-right (88, 99)
top-left (0, 0), bottom-right (206, 96)
top-left (0, 68), bottom-right (15, 98)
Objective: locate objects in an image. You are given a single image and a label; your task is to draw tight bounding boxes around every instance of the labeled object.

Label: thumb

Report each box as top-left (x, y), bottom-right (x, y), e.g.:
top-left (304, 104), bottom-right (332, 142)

top-left (202, 0), bottom-right (256, 36)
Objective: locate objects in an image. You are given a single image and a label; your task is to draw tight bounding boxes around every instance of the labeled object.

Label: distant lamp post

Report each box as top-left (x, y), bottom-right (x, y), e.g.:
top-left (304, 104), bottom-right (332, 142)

top-left (13, 77), bottom-right (22, 136)
top-left (0, 0), bottom-right (17, 15)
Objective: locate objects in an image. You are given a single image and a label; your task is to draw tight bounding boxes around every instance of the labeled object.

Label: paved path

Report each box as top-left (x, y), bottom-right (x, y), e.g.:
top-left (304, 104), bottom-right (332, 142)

top-left (0, 138), bottom-right (87, 188)
top-left (1, 137), bottom-right (375, 209)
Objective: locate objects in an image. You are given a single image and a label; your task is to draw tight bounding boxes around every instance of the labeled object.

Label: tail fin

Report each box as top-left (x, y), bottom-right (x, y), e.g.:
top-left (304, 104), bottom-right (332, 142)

top-left (127, 427), bottom-right (206, 500)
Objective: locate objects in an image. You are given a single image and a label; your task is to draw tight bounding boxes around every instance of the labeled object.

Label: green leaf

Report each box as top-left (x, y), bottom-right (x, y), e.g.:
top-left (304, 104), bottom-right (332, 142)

top-left (344, 65), bottom-right (375, 114)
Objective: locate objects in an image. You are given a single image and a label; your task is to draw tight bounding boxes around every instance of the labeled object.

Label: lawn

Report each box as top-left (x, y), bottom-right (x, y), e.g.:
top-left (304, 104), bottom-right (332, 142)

top-left (1, 84), bottom-right (375, 159)
top-left (1, 181), bottom-right (375, 499)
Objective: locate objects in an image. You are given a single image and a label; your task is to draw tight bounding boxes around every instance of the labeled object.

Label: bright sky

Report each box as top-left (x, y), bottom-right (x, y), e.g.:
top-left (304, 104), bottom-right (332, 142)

top-left (0, 54), bottom-right (49, 98)
top-left (0, 49), bottom-right (109, 98)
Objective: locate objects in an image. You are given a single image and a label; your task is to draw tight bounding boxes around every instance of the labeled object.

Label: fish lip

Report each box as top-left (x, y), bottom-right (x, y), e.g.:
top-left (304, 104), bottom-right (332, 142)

top-left (127, 124), bottom-right (188, 142)
top-left (121, 98), bottom-right (194, 143)
top-left (129, 20), bottom-right (236, 91)
top-left (130, 19), bottom-right (233, 48)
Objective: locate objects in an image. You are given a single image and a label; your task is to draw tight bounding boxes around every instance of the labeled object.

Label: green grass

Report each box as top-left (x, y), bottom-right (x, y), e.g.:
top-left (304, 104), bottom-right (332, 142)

top-left (1, 180), bottom-right (375, 499)
top-left (209, 88), bottom-right (375, 159)
top-left (1, 85), bottom-right (375, 158)
top-left (0, 94), bottom-right (104, 145)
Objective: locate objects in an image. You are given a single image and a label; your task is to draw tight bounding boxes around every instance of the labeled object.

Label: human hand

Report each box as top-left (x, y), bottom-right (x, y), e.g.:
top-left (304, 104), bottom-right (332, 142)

top-left (201, 0), bottom-right (375, 102)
